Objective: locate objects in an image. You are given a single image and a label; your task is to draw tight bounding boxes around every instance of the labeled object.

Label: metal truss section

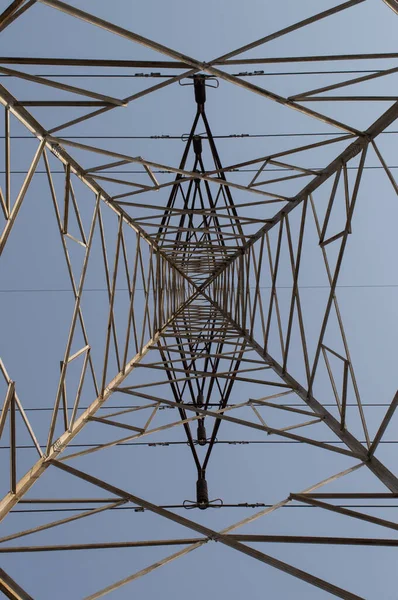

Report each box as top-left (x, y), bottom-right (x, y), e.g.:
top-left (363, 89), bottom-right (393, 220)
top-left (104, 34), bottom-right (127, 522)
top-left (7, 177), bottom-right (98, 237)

top-left (1, 1), bottom-right (398, 598)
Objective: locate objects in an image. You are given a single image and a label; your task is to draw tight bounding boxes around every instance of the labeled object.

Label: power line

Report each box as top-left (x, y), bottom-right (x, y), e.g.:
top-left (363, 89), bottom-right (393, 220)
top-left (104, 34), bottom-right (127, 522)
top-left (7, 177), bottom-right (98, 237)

top-left (10, 504), bottom-right (398, 514)
top-left (1, 166), bottom-right (397, 177)
top-left (3, 130), bottom-right (398, 140)
top-left (0, 68), bottom-right (389, 79)
top-left (10, 403), bottom-right (391, 412)
top-left (1, 284), bottom-right (398, 293)
top-left (2, 439), bottom-right (397, 451)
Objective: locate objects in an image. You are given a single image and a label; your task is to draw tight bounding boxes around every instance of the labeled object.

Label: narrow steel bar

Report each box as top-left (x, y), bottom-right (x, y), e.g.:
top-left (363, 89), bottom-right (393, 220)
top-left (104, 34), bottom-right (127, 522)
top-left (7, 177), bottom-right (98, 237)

top-left (6, 534), bottom-right (398, 551)
top-left (49, 68), bottom-right (197, 135)
top-left (13, 395), bottom-right (42, 458)
top-left (4, 106), bottom-right (10, 215)
top-left (47, 136), bottom-right (282, 200)
top-left (45, 193), bottom-right (101, 453)
top-left (88, 416), bottom-right (143, 434)
top-left (291, 494), bottom-right (398, 532)
top-left (0, 65), bottom-right (125, 105)
top-left (100, 215), bottom-right (123, 393)
top-left (82, 464), bottom-right (363, 600)
top-left (0, 139), bottom-right (45, 256)
top-left (307, 149), bottom-right (369, 448)
top-left (198, 292), bottom-right (398, 491)
top-left (228, 535), bottom-right (398, 546)
top-left (0, 290), bottom-right (198, 521)
top-left (0, 0), bottom-right (30, 28)
top-left (123, 233), bottom-right (141, 365)
top-left (51, 460), bottom-right (365, 600)
top-left (0, 381), bottom-right (14, 439)
top-left (39, 0), bottom-right (360, 134)
top-left (10, 390), bottom-right (16, 493)
top-left (0, 185), bottom-right (7, 219)
top-left (58, 397), bottom-right (251, 465)
top-left (284, 214), bottom-right (311, 384)
top-left (0, 500), bottom-right (125, 544)
top-left (282, 199), bottom-right (308, 372)
top-left (68, 182), bottom-right (87, 244)
top-left (291, 65), bottom-right (398, 100)
top-left (264, 217), bottom-right (284, 350)
top-left (62, 163), bottom-right (70, 234)
top-left (369, 391), bottom-right (398, 456)
top-left (84, 543), bottom-right (205, 600)
top-left (309, 194), bottom-right (369, 446)
top-left (322, 347), bottom-right (342, 413)
top-left (117, 389), bottom-right (357, 459)
top-left (320, 167), bottom-right (342, 243)
top-left (0, 85), bottom-right (203, 300)
top-left (60, 361), bottom-right (68, 431)
top-left (214, 0), bottom-right (366, 62)
top-left (43, 150), bottom-right (99, 397)
top-left (0, 538), bottom-right (206, 552)
top-left (2, 52), bottom-right (398, 67)
top-left (197, 99), bottom-right (398, 292)
top-left (372, 140), bottom-right (398, 194)
top-left (341, 361), bottom-right (349, 430)
top-left (0, 0), bottom-right (35, 33)
top-left (0, 567), bottom-right (34, 600)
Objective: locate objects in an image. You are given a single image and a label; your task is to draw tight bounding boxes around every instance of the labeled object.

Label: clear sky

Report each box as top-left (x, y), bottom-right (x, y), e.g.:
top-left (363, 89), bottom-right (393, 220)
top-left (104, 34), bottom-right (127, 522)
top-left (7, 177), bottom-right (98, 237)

top-left (1, 1), bottom-right (398, 598)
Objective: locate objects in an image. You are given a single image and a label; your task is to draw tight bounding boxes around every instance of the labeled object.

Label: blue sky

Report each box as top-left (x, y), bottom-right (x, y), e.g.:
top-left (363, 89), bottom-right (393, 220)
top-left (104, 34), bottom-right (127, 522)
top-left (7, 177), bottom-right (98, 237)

top-left (1, 1), bottom-right (398, 598)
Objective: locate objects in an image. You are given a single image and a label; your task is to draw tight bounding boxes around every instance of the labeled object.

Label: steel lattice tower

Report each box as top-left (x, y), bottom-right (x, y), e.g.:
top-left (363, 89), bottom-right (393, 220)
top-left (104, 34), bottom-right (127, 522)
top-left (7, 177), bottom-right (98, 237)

top-left (1, 1), bottom-right (398, 598)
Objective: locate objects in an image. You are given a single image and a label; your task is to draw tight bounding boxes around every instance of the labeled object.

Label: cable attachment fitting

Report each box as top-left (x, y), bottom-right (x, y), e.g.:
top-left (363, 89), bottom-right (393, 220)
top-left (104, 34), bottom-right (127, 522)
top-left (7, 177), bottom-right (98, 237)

top-left (193, 135), bottom-right (203, 157)
top-left (183, 477), bottom-right (223, 510)
top-left (196, 475), bottom-right (209, 508)
top-left (194, 74), bottom-right (207, 106)
top-left (178, 74), bottom-right (219, 108)
top-left (196, 392), bottom-right (204, 408)
top-left (197, 419), bottom-right (207, 446)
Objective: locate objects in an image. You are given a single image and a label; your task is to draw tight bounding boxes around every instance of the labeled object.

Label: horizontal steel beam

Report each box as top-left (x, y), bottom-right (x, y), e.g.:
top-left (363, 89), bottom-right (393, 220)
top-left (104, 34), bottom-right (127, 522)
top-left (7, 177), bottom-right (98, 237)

top-left (0, 539), bottom-right (203, 552)
top-left (50, 460), bottom-right (366, 600)
top-left (3, 535), bottom-right (398, 552)
top-left (2, 52), bottom-right (398, 67)
top-left (38, 0), bottom-right (362, 135)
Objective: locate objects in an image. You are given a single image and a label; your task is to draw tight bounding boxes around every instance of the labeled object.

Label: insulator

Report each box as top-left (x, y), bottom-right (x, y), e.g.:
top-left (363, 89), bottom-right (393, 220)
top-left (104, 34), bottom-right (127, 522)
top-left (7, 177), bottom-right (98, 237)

top-left (196, 477), bottom-right (209, 509)
top-left (197, 420), bottom-right (207, 446)
top-left (194, 75), bottom-right (206, 106)
top-left (193, 135), bottom-right (202, 156)
top-left (197, 392), bottom-right (204, 407)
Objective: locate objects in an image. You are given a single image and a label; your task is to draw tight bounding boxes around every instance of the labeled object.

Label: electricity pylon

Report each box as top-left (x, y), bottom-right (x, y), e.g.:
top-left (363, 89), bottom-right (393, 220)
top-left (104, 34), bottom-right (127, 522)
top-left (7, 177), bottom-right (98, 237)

top-left (1, 1), bottom-right (398, 598)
